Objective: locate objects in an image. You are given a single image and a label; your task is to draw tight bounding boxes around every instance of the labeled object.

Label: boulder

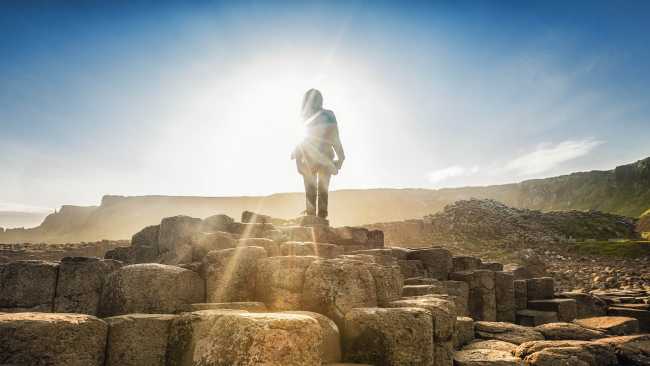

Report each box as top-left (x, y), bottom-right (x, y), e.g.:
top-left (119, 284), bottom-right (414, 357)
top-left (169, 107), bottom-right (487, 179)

top-left (526, 277), bottom-right (555, 300)
top-left (182, 301), bottom-right (268, 312)
top-left (516, 309), bottom-right (558, 326)
top-left (158, 215), bottom-right (202, 263)
top-left (406, 247), bottom-right (453, 280)
top-left (281, 311), bottom-right (341, 364)
top-left (0, 260), bottom-right (59, 312)
top-left (574, 316), bottom-right (640, 335)
top-left (0, 312), bottom-right (107, 366)
top-left (342, 307), bottom-right (434, 366)
top-left (54, 256), bottom-right (121, 315)
top-left (607, 306), bottom-right (650, 332)
top-left (255, 256), bottom-right (318, 310)
top-left (514, 340), bottom-right (592, 358)
top-left (558, 292), bottom-right (608, 319)
top-left (594, 334), bottom-right (650, 366)
top-left (462, 339), bottom-right (518, 353)
top-left (191, 231), bottom-right (235, 260)
top-left (453, 349), bottom-right (522, 366)
top-left (203, 246), bottom-right (267, 303)
top-left (167, 310), bottom-right (322, 366)
top-left (131, 225), bottom-right (160, 262)
top-left (494, 271), bottom-right (515, 322)
top-left (454, 316), bottom-right (475, 349)
top-left (535, 322), bottom-right (606, 340)
top-left (527, 299), bottom-right (577, 322)
top-left (474, 321), bottom-right (544, 345)
top-left (104, 314), bottom-right (176, 366)
top-left (99, 263), bottom-right (205, 316)
top-left (302, 258), bottom-right (378, 328)
top-left (449, 270), bottom-right (497, 321)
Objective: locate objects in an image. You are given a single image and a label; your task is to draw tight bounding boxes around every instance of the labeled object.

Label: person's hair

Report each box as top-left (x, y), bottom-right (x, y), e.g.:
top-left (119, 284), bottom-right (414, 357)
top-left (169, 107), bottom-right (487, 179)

top-left (301, 89), bottom-right (323, 118)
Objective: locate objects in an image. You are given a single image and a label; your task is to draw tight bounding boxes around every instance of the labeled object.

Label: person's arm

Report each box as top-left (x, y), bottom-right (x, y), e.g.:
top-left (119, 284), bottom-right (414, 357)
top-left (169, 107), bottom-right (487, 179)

top-left (332, 123), bottom-right (345, 169)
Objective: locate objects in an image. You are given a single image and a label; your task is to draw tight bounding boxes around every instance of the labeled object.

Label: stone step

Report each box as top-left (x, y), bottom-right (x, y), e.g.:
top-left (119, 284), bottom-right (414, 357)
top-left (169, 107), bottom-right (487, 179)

top-left (607, 306), bottom-right (650, 332)
top-left (527, 298), bottom-right (577, 322)
top-left (516, 309), bottom-right (558, 326)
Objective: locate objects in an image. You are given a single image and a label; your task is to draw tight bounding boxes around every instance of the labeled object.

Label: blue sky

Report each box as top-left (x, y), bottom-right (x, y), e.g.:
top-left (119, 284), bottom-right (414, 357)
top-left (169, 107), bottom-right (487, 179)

top-left (1, 0), bottom-right (649, 212)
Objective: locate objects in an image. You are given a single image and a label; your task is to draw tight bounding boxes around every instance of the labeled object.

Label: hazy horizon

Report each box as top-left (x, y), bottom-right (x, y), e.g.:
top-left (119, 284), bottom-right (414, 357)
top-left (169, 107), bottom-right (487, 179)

top-left (2, 1), bottom-right (650, 214)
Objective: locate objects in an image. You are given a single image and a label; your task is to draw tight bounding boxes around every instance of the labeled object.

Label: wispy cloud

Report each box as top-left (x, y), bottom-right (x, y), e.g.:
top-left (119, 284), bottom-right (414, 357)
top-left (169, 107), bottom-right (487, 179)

top-left (0, 202), bottom-right (52, 213)
top-left (428, 165), bottom-right (480, 184)
top-left (505, 139), bottom-right (604, 176)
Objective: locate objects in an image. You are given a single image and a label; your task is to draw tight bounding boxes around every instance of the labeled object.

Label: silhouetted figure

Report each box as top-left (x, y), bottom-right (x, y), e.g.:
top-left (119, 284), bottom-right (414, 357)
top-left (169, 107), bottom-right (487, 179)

top-left (292, 89), bottom-right (345, 219)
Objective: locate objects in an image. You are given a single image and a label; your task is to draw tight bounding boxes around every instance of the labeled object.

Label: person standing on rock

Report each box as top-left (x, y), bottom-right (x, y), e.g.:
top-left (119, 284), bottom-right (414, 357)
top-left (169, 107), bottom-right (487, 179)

top-left (291, 89), bottom-right (345, 219)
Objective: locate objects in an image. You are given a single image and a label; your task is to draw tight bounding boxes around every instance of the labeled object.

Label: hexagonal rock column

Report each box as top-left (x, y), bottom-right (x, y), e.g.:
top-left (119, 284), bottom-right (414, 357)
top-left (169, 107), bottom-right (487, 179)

top-left (191, 231), bottom-right (235, 261)
top-left (406, 248), bottom-right (453, 280)
top-left (474, 321), bottom-right (544, 345)
top-left (452, 256), bottom-right (482, 273)
top-left (0, 260), bottom-right (59, 312)
top-left (202, 246), bottom-right (267, 303)
top-left (453, 349), bottom-right (522, 366)
top-left (527, 298), bottom-right (577, 322)
top-left (495, 271), bottom-right (515, 323)
top-left (130, 224), bottom-right (160, 263)
top-left (342, 307), bottom-right (434, 366)
top-left (454, 316), bottom-right (475, 349)
top-left (389, 296), bottom-right (456, 366)
top-left (99, 263), bottom-right (205, 316)
top-left (397, 259), bottom-right (428, 278)
top-left (534, 322), bottom-right (606, 340)
top-left (514, 280), bottom-right (528, 310)
top-left (255, 256), bottom-right (318, 310)
top-left (557, 292), bottom-right (608, 319)
top-left (281, 311), bottom-right (342, 364)
top-left (182, 301), bottom-right (268, 312)
top-left (302, 258), bottom-right (378, 329)
top-left (158, 215), bottom-right (202, 265)
top-left (526, 277), bottom-right (555, 300)
top-left (54, 256), bottom-right (122, 315)
top-left (449, 270), bottom-right (497, 321)
top-left (442, 280), bottom-right (470, 317)
top-left (280, 241), bottom-right (344, 258)
top-left (0, 312), bottom-right (108, 366)
top-left (366, 263), bottom-right (404, 306)
top-left (104, 314), bottom-right (176, 366)
top-left (167, 310), bottom-right (323, 366)
top-left (237, 238), bottom-right (281, 256)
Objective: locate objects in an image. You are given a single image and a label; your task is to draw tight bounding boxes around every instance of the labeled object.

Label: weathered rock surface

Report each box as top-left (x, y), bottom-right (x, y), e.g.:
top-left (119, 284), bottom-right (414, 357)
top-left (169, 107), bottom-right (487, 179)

top-left (181, 301), bottom-right (268, 312)
top-left (302, 258), bottom-right (378, 328)
top-left (535, 322), bottom-right (606, 340)
top-left (203, 246), bottom-right (267, 303)
top-left (443, 280), bottom-right (470, 316)
top-left (574, 316), bottom-right (640, 335)
top-left (527, 298), bottom-right (577, 322)
top-left (407, 247), bottom-right (453, 280)
top-left (281, 241), bottom-right (344, 258)
top-left (191, 231), bottom-right (235, 260)
top-left (255, 255), bottom-right (317, 310)
top-left (557, 291), bottom-right (608, 319)
top-left (513, 340), bottom-right (592, 358)
top-left (53, 256), bottom-right (121, 315)
top-left (462, 339), bottom-right (518, 353)
top-left (495, 271), bottom-right (515, 322)
top-left (526, 277), bottom-right (555, 300)
top-left (454, 316), bottom-right (475, 349)
top-left (167, 310), bottom-right (323, 366)
top-left (99, 263), bottom-right (205, 316)
top-left (238, 238), bottom-right (281, 256)
top-left (0, 260), bottom-right (59, 312)
top-left (450, 270), bottom-right (497, 321)
top-left (520, 342), bottom-right (618, 366)
top-left (0, 312), bottom-right (108, 366)
top-left (516, 309), bottom-right (558, 326)
top-left (342, 307), bottom-right (434, 366)
top-left (281, 310), bottom-right (342, 364)
top-left (474, 321), bottom-right (545, 345)
top-left (158, 215), bottom-right (202, 264)
top-left (397, 259), bottom-right (427, 278)
top-left (453, 349), bottom-right (522, 366)
top-left (366, 263), bottom-right (403, 306)
top-left (104, 313), bottom-right (176, 366)
top-left (594, 334), bottom-right (650, 366)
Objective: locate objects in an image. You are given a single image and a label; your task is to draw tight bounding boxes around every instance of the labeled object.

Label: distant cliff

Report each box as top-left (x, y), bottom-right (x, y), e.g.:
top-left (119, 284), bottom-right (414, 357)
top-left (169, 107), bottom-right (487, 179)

top-left (1, 157), bottom-right (649, 243)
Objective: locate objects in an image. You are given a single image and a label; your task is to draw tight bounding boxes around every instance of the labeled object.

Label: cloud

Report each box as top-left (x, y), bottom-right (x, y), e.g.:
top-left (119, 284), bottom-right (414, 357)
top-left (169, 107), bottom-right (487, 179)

top-left (505, 139), bottom-right (604, 176)
top-left (0, 202), bottom-right (51, 213)
top-left (428, 165), bottom-right (480, 184)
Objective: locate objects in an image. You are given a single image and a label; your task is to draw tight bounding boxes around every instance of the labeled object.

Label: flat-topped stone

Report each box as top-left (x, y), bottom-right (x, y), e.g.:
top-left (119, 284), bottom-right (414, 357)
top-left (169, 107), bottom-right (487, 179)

top-left (256, 256), bottom-right (318, 311)
top-left (0, 260), bottom-right (59, 312)
top-left (281, 310), bottom-right (341, 364)
top-left (202, 246), bottom-right (267, 303)
top-left (454, 316), bottom-right (475, 349)
top-left (182, 302), bottom-right (268, 312)
top-left (534, 322), bottom-right (606, 340)
top-left (453, 349), bottom-right (522, 366)
top-left (104, 313), bottom-right (176, 366)
top-left (0, 312), bottom-right (107, 366)
top-left (474, 321), bottom-right (544, 345)
top-left (280, 241), bottom-right (343, 258)
top-left (526, 277), bottom-right (555, 300)
top-left (462, 339), bottom-right (518, 353)
top-left (527, 298), bottom-right (577, 322)
top-left (574, 316), bottom-right (640, 335)
top-left (407, 247), bottom-right (453, 280)
top-left (516, 309), bottom-right (558, 326)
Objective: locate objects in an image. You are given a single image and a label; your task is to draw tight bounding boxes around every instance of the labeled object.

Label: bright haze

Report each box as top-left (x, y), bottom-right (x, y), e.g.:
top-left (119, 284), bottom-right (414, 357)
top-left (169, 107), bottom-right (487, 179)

top-left (1, 1), bottom-right (649, 219)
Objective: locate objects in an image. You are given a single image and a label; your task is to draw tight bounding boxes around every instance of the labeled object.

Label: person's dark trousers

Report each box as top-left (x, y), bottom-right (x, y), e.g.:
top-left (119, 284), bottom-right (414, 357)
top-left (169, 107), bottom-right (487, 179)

top-left (302, 170), bottom-right (332, 218)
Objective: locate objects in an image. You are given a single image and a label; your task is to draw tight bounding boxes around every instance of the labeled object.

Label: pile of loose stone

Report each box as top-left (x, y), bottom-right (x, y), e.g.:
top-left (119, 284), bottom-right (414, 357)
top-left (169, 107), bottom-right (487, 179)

top-left (0, 211), bottom-right (649, 365)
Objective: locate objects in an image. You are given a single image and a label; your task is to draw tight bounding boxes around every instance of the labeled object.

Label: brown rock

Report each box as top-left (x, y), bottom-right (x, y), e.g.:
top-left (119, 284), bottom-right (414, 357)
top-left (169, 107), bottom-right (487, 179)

top-left (453, 349), bottom-right (522, 366)
top-left (255, 255), bottom-right (318, 310)
top-left (191, 231), bottom-right (235, 260)
top-left (594, 334), bottom-right (650, 365)
top-left (515, 309), bottom-right (558, 326)
top-left (495, 271), bottom-right (515, 323)
top-left (99, 263), bottom-right (205, 316)
top-left (521, 343), bottom-right (617, 366)
top-left (558, 292), bottom-right (608, 319)
top-left (104, 313), bottom-right (176, 366)
top-left (527, 299), bottom-right (577, 322)
top-left (203, 246), bottom-right (267, 303)
top-left (450, 270), bottom-right (497, 321)
top-left (281, 310), bottom-right (341, 364)
top-left (526, 277), bottom-right (555, 300)
top-left (0, 312), bottom-right (107, 366)
top-left (514, 340), bottom-right (592, 358)
top-left (462, 339), bottom-right (518, 353)
top-left (474, 321), bottom-right (544, 345)
top-left (0, 260), bottom-right (59, 312)
top-left (342, 307), bottom-right (434, 366)
top-left (158, 215), bottom-right (201, 263)
top-left (407, 247), bottom-right (453, 280)
top-left (454, 316), bottom-right (475, 349)
top-left (514, 280), bottom-right (528, 310)
top-left (443, 280), bottom-right (470, 317)
top-left (280, 241), bottom-right (344, 258)
top-left (183, 301), bottom-right (268, 312)
top-left (574, 316), bottom-right (640, 335)
top-left (535, 322), bottom-right (606, 340)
